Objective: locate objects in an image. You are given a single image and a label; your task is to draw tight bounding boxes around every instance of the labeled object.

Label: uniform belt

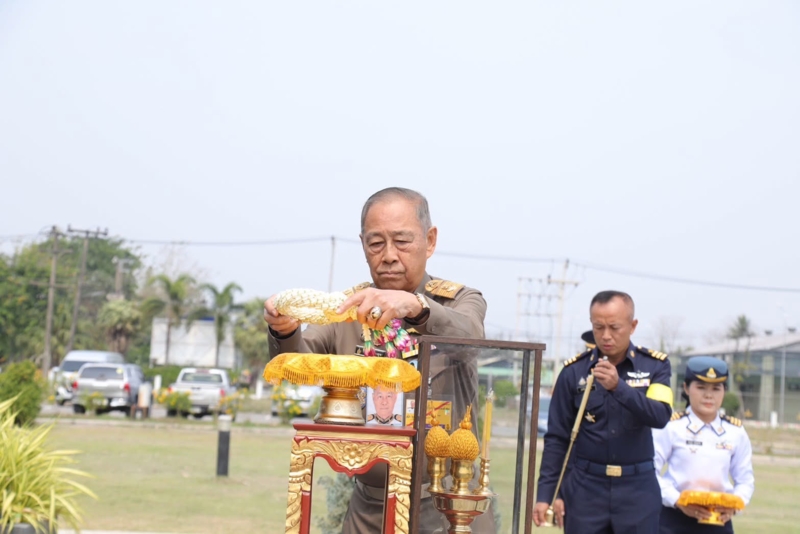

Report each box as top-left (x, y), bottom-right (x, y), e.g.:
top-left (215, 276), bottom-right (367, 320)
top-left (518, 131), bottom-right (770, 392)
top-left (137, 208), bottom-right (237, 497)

top-left (574, 458), bottom-right (654, 477)
top-left (356, 479), bottom-right (386, 500)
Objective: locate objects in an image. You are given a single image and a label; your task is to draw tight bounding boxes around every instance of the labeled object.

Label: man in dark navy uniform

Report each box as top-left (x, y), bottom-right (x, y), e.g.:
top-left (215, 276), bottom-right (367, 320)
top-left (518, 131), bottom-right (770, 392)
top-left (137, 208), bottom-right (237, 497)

top-left (534, 290), bottom-right (673, 533)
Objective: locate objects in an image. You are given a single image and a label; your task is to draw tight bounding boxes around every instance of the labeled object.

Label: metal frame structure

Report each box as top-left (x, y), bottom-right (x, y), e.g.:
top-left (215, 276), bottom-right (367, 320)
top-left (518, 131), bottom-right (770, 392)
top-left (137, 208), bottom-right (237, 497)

top-left (408, 336), bottom-right (546, 534)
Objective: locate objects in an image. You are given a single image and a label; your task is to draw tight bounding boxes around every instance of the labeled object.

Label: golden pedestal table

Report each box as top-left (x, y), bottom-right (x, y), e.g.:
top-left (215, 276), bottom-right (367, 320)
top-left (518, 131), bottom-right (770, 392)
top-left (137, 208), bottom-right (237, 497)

top-left (285, 423), bottom-right (416, 534)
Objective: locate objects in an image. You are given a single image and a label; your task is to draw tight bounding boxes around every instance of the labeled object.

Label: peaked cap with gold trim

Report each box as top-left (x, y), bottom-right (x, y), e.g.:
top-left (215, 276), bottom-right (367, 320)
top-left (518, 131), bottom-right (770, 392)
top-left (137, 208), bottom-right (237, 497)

top-left (685, 356), bottom-right (728, 384)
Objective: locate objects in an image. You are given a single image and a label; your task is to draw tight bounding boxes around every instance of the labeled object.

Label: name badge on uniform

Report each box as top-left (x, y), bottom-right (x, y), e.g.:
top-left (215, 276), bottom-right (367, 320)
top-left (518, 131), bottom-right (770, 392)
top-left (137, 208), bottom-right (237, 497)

top-left (625, 378), bottom-right (651, 388)
top-left (686, 439), bottom-right (702, 446)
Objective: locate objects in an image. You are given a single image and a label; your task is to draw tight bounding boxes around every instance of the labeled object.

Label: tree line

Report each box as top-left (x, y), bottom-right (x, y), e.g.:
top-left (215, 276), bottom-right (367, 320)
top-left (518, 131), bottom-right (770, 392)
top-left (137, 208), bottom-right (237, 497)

top-left (0, 235), bottom-right (269, 371)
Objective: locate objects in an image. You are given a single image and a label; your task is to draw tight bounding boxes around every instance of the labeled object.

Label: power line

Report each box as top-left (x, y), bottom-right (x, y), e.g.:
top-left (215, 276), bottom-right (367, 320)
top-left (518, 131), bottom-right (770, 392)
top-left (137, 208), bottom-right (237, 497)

top-left (572, 261), bottom-right (800, 294)
top-left (9, 231), bottom-right (800, 293)
top-left (126, 236), bottom-right (332, 246)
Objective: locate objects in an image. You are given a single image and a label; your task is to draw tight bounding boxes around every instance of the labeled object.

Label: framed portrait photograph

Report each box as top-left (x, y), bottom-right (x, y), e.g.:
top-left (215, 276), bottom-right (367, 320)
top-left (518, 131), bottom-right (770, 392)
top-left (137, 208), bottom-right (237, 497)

top-left (365, 385), bottom-right (404, 427)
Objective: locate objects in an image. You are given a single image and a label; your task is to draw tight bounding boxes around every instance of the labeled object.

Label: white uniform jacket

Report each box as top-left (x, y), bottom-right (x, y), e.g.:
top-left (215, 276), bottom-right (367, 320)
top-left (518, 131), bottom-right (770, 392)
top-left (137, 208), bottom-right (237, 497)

top-left (652, 406), bottom-right (755, 508)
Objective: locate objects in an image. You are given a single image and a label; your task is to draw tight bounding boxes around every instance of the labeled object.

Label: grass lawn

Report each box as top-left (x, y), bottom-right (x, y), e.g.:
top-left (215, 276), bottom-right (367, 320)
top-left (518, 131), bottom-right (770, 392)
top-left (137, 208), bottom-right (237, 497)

top-left (48, 422), bottom-right (800, 533)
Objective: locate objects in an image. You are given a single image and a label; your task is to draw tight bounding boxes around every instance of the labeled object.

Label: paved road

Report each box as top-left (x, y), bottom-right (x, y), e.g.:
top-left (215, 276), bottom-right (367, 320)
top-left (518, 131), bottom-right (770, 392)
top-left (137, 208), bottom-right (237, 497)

top-left (39, 403), bottom-right (276, 425)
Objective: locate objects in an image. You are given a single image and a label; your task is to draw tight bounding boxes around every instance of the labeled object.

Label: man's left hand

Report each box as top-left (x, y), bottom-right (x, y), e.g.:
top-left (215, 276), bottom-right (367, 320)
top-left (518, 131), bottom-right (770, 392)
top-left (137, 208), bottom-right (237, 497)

top-left (337, 288), bottom-right (423, 330)
top-left (592, 360), bottom-right (619, 391)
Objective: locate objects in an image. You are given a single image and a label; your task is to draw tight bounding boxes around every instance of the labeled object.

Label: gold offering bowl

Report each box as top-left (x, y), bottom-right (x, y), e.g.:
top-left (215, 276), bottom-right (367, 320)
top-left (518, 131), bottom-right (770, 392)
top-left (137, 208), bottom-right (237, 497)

top-left (263, 353), bottom-right (421, 426)
top-left (429, 491), bottom-right (495, 534)
top-left (315, 386), bottom-right (364, 425)
top-left (677, 490), bottom-right (745, 526)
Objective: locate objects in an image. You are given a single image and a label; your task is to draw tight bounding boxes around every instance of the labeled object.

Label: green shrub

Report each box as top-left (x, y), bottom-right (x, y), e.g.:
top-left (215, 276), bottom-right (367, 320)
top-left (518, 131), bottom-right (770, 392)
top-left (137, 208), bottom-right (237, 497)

top-left (271, 382), bottom-right (303, 425)
top-left (158, 390), bottom-right (192, 414)
top-left (0, 360), bottom-right (45, 425)
top-left (491, 380), bottom-right (518, 408)
top-left (0, 396), bottom-right (98, 531)
top-left (80, 391), bottom-right (108, 414)
top-left (722, 391), bottom-right (741, 417)
top-left (316, 473), bottom-right (355, 534)
top-left (219, 390), bottom-right (243, 418)
top-left (143, 365), bottom-right (183, 388)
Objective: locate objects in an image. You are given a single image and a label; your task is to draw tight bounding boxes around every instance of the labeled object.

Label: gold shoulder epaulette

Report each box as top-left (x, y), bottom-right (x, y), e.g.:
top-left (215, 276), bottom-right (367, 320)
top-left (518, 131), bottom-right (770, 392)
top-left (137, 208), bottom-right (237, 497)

top-left (637, 345), bottom-right (668, 361)
top-left (721, 414), bottom-right (742, 427)
top-left (425, 279), bottom-right (464, 299)
top-left (670, 411), bottom-right (687, 422)
top-left (342, 281), bottom-right (371, 297)
top-left (563, 350), bottom-right (591, 367)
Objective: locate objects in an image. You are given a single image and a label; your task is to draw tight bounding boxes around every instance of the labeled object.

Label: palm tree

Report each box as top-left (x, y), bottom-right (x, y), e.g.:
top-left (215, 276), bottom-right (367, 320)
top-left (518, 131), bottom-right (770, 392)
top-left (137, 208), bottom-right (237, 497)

top-left (727, 315), bottom-right (754, 404)
top-left (191, 282), bottom-right (242, 368)
top-left (141, 274), bottom-right (197, 365)
top-left (97, 299), bottom-right (141, 354)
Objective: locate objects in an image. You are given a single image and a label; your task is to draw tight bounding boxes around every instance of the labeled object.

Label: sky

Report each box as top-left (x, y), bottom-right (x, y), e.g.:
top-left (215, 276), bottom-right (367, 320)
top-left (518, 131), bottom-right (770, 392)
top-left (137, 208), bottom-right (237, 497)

top-left (1, 1), bottom-right (799, 361)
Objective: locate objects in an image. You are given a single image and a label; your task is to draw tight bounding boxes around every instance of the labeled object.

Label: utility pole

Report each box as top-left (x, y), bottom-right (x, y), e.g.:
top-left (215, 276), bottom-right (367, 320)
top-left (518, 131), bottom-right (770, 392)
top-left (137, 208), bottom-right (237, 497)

top-left (109, 256), bottom-right (136, 300)
top-left (43, 226), bottom-right (66, 377)
top-left (65, 226), bottom-right (108, 353)
top-left (514, 277), bottom-right (553, 341)
top-left (547, 260), bottom-right (580, 372)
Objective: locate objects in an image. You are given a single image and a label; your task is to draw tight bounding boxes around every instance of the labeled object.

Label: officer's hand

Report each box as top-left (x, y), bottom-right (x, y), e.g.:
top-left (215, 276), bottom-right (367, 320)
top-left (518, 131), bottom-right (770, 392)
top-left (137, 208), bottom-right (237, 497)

top-left (717, 507), bottom-right (735, 524)
top-left (592, 360), bottom-right (619, 391)
top-left (533, 501), bottom-right (564, 528)
top-left (263, 295), bottom-right (300, 336)
top-left (553, 498), bottom-right (565, 528)
top-left (337, 288), bottom-right (422, 330)
top-left (533, 502), bottom-right (550, 527)
top-left (677, 503), bottom-right (711, 521)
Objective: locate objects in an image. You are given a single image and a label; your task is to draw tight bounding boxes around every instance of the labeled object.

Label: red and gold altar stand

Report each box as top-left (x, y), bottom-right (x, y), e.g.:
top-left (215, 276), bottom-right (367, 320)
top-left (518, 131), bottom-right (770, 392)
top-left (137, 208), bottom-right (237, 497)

top-left (285, 422), bottom-right (416, 534)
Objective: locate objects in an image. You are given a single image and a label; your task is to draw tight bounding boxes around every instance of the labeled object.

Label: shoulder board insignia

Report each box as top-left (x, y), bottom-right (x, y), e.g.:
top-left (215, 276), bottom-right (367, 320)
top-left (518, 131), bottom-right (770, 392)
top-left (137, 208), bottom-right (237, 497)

top-left (670, 411), bottom-right (687, 422)
top-left (342, 281), bottom-right (372, 297)
top-left (563, 350), bottom-right (591, 367)
top-left (425, 279), bottom-right (464, 299)
top-left (721, 414), bottom-right (742, 427)
top-left (637, 346), bottom-right (668, 361)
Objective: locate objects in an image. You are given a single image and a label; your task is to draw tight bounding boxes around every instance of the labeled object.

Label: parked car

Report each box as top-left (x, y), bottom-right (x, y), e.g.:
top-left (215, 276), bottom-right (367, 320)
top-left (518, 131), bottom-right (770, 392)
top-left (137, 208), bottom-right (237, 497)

top-left (54, 350), bottom-right (125, 405)
top-left (72, 363), bottom-right (145, 415)
top-left (168, 368), bottom-right (236, 419)
top-left (271, 383), bottom-right (324, 418)
top-left (526, 391), bottom-right (552, 435)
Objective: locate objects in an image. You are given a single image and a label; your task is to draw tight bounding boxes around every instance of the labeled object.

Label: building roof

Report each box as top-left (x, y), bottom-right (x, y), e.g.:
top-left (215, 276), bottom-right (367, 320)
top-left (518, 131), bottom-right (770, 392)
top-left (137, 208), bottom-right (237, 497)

top-left (686, 333), bottom-right (800, 356)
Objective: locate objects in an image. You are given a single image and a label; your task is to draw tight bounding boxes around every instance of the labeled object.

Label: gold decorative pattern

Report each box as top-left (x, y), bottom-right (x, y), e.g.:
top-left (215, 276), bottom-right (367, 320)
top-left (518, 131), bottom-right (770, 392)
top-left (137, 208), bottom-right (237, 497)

top-left (670, 411), bottom-right (686, 421)
top-left (424, 279), bottom-right (464, 299)
top-left (264, 353), bottom-right (420, 393)
top-left (285, 430), bottom-right (414, 534)
top-left (273, 288), bottom-right (356, 325)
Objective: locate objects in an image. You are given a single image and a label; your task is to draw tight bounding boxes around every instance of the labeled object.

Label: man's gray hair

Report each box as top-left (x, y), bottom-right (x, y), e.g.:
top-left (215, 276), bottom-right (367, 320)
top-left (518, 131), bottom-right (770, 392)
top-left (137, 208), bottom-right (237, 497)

top-left (360, 187), bottom-right (432, 233)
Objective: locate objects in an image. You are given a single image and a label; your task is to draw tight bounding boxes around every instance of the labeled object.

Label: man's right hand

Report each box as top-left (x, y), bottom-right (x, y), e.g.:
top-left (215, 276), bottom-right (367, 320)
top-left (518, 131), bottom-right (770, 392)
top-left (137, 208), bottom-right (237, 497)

top-left (263, 295), bottom-right (300, 336)
top-left (533, 499), bottom-right (564, 528)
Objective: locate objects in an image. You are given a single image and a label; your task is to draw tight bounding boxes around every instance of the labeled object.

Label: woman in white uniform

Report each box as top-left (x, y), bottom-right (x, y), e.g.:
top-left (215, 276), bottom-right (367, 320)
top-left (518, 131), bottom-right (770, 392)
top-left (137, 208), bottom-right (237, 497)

top-left (653, 356), bottom-right (754, 533)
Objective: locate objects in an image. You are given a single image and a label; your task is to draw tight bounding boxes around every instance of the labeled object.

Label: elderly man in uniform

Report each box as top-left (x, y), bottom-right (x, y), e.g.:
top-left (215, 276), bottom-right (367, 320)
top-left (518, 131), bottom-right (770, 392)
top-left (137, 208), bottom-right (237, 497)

top-left (533, 290), bottom-right (673, 533)
top-left (264, 187), bottom-right (488, 534)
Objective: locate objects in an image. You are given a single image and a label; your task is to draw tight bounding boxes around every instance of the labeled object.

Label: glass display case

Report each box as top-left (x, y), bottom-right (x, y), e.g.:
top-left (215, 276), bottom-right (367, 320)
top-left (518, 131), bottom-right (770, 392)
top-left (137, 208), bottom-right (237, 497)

top-left (406, 336), bottom-right (546, 534)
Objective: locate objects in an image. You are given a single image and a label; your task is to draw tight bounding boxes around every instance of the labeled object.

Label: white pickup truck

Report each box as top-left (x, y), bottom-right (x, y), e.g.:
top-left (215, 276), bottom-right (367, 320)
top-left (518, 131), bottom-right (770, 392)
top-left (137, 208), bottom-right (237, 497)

top-left (168, 368), bottom-right (235, 419)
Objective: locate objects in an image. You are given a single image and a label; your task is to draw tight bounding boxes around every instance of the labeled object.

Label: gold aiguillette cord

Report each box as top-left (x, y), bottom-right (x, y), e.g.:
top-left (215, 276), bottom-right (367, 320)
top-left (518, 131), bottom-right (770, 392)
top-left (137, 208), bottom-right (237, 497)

top-left (544, 372), bottom-right (595, 527)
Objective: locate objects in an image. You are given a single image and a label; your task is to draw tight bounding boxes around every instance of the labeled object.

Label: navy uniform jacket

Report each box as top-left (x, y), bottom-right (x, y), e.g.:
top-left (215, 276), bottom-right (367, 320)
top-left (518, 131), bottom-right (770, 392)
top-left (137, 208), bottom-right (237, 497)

top-left (537, 343), bottom-right (673, 504)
